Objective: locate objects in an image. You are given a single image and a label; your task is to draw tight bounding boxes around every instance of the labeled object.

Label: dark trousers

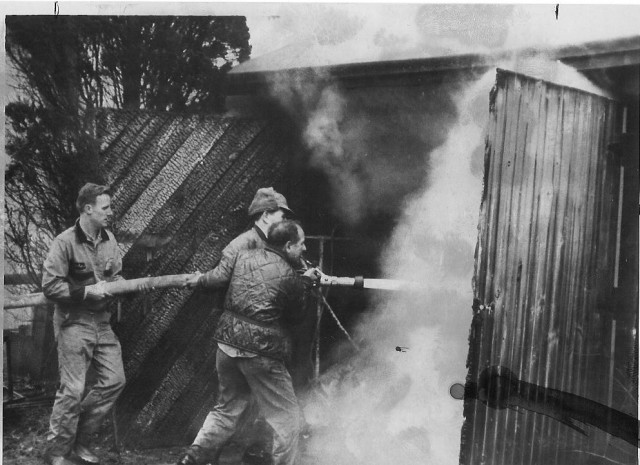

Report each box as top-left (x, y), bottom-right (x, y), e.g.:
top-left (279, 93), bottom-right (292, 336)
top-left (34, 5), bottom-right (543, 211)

top-left (189, 349), bottom-right (302, 465)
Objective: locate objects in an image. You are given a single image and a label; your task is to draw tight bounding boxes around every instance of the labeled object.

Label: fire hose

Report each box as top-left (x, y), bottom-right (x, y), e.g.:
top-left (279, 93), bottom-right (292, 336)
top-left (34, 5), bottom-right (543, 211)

top-left (319, 275), bottom-right (421, 291)
top-left (4, 273), bottom-right (419, 310)
top-left (316, 291), bottom-right (360, 350)
top-left (3, 274), bottom-right (198, 309)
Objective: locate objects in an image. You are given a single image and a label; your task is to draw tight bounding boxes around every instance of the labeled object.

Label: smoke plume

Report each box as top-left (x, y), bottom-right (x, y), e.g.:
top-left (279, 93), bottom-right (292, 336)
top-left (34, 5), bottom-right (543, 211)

top-left (266, 70), bottom-right (367, 224)
top-left (267, 68), bottom-right (459, 227)
top-left (258, 6), bottom-right (615, 463)
top-left (300, 70), bottom-right (495, 465)
top-left (301, 84), bottom-right (367, 224)
top-left (296, 54), bottom-right (610, 461)
top-left (261, 3), bottom-right (614, 228)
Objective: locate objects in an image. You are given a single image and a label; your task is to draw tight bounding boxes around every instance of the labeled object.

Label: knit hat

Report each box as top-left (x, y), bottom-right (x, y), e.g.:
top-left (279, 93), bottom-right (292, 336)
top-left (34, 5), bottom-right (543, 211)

top-left (248, 187), bottom-right (293, 216)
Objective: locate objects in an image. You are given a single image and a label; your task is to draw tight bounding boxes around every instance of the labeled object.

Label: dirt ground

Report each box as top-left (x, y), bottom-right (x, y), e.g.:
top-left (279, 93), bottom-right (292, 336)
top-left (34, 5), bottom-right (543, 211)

top-left (3, 406), bottom-right (178, 465)
top-left (2, 406), bottom-right (283, 465)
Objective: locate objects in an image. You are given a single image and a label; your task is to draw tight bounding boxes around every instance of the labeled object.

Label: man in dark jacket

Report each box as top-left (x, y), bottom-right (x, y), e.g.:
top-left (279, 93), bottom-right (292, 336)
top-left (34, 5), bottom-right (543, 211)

top-left (42, 183), bottom-right (126, 465)
top-left (212, 187), bottom-right (294, 463)
top-left (177, 220), bottom-right (320, 465)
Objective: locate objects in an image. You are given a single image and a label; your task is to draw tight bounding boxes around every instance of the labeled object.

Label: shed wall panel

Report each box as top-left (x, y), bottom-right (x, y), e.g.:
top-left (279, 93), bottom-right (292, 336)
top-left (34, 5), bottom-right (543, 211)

top-left (93, 109), bottom-right (295, 446)
top-left (461, 70), bottom-right (636, 464)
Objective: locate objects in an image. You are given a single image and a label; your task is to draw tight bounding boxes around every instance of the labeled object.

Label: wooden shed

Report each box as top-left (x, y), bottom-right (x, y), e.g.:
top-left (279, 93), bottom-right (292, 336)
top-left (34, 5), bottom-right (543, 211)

top-left (91, 36), bottom-right (638, 460)
top-left (228, 36), bottom-right (639, 463)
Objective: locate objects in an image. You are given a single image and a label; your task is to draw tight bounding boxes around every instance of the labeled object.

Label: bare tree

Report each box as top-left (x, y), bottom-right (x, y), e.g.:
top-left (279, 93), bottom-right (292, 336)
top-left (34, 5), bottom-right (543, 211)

top-left (5, 16), bottom-right (251, 285)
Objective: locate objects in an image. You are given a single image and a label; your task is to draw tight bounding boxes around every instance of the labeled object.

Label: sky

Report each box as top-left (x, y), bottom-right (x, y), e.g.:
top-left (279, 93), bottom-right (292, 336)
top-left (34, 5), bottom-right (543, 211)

top-left (2, 3), bottom-right (639, 95)
top-left (1, 3), bottom-right (639, 65)
top-left (243, 3), bottom-right (640, 63)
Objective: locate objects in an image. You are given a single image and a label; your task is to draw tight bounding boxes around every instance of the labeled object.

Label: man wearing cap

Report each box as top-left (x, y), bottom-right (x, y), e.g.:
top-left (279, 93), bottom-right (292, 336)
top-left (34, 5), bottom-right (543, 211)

top-left (223, 189), bottom-right (295, 377)
top-left (214, 187), bottom-right (294, 281)
top-left (177, 220), bottom-right (321, 465)
top-left (196, 187), bottom-right (295, 464)
top-left (41, 183), bottom-right (126, 465)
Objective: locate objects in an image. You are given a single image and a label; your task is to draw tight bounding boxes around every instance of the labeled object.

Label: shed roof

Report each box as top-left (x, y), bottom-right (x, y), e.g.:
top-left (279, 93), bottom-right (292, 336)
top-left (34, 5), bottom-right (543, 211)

top-left (227, 35), bottom-right (640, 95)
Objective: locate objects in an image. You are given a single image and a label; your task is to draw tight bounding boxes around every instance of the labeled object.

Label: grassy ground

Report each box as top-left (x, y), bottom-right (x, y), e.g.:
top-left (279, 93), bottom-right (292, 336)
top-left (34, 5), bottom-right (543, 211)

top-left (2, 406), bottom-right (219, 465)
top-left (2, 406), bottom-right (180, 464)
top-left (2, 406), bottom-right (310, 465)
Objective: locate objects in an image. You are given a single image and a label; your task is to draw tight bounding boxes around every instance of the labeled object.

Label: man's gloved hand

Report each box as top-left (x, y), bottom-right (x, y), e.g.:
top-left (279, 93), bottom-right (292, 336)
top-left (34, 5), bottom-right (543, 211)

top-left (302, 267), bottom-right (323, 286)
top-left (85, 281), bottom-right (112, 301)
top-left (185, 271), bottom-right (202, 290)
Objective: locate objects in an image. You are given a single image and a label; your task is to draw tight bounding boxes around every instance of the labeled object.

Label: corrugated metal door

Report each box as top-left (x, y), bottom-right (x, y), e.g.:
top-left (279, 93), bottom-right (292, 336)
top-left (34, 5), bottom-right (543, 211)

top-left (461, 70), bottom-right (632, 464)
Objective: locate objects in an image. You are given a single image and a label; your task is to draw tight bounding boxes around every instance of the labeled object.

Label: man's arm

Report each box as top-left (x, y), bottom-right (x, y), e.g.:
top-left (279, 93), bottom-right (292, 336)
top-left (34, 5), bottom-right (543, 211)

top-left (195, 244), bottom-right (237, 289)
top-left (42, 239), bottom-right (85, 302)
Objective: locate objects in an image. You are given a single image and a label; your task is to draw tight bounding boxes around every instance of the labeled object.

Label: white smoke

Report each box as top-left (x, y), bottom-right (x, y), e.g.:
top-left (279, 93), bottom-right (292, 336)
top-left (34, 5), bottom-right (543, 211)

top-left (261, 4), bottom-right (615, 227)
top-left (299, 55), bottom-right (611, 461)
top-left (302, 85), bottom-right (367, 224)
top-left (265, 69), bottom-right (373, 224)
top-left (303, 71), bottom-right (496, 465)
top-left (256, 5), bottom-right (617, 463)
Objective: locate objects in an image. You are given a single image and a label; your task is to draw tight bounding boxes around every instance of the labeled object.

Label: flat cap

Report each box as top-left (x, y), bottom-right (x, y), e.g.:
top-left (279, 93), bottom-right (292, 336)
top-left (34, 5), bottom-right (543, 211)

top-left (248, 187), bottom-right (293, 216)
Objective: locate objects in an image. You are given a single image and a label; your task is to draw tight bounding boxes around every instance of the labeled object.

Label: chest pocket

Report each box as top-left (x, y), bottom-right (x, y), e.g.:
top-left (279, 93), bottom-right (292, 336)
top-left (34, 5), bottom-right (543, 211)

top-left (69, 259), bottom-right (94, 282)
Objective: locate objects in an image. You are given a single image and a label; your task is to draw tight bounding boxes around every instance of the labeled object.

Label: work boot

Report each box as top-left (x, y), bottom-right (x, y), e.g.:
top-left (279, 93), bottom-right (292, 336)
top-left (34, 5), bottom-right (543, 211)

top-left (72, 443), bottom-right (100, 464)
top-left (176, 453), bottom-right (198, 465)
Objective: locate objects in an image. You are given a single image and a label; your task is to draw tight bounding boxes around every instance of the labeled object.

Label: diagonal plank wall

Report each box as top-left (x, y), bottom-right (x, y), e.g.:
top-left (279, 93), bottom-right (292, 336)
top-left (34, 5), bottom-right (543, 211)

top-left (93, 109), bottom-right (295, 446)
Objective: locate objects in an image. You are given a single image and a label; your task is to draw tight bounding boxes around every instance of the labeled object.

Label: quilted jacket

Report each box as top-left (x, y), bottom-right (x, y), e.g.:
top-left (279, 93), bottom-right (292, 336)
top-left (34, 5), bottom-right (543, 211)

top-left (213, 225), bottom-right (267, 279)
top-left (198, 247), bottom-right (312, 361)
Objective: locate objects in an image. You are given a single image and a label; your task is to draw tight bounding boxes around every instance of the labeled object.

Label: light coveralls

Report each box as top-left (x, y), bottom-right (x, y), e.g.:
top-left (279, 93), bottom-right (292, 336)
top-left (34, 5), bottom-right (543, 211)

top-left (42, 220), bottom-right (126, 456)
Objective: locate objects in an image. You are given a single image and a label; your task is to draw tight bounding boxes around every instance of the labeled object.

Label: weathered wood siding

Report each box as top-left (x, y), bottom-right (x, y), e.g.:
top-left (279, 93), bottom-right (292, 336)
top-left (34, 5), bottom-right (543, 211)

top-left (93, 109), bottom-right (294, 447)
top-left (461, 70), bottom-right (636, 464)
